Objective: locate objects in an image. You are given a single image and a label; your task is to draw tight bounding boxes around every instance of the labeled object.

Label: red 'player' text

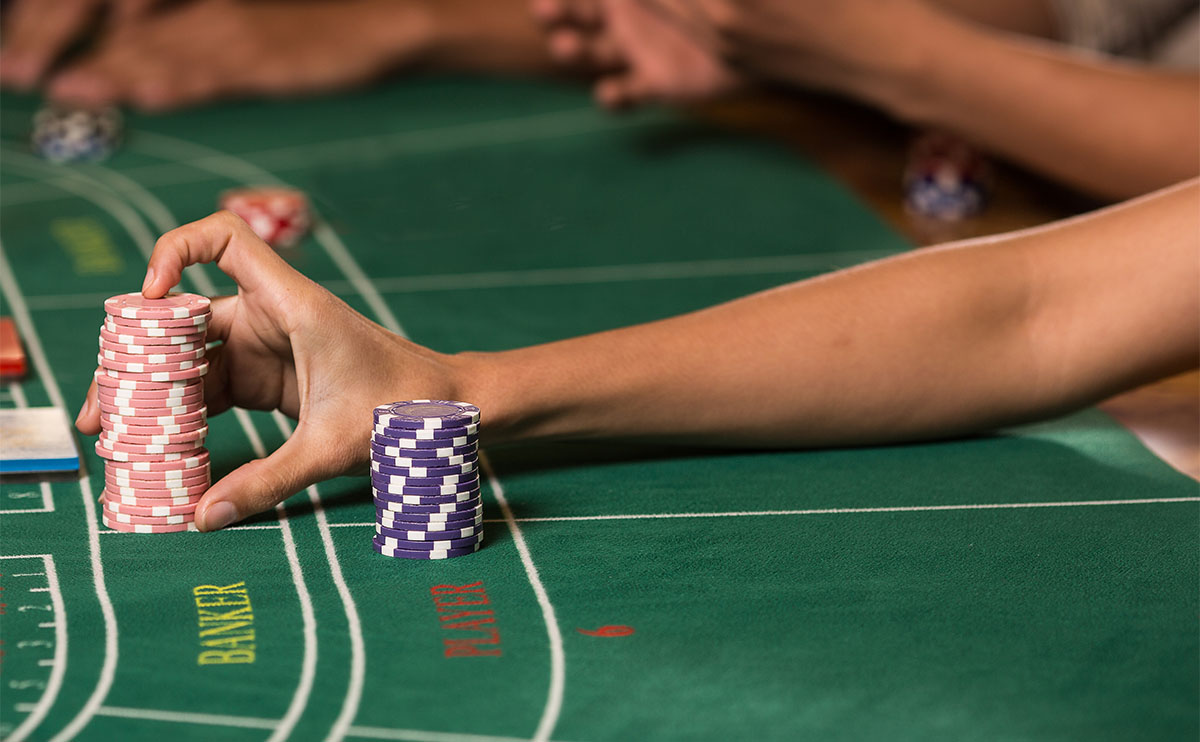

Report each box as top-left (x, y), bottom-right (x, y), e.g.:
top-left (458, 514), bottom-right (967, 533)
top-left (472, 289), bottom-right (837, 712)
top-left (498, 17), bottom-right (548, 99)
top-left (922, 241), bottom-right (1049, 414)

top-left (430, 582), bottom-right (501, 657)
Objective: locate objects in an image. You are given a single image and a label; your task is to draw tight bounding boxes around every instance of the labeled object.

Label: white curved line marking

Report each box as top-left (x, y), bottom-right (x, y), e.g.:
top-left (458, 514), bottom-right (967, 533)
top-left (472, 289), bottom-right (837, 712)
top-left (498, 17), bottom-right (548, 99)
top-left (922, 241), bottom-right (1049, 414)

top-left (474, 496), bottom-right (1200, 522)
top-left (0, 555), bottom-right (67, 742)
top-left (236, 409), bottom-right (319, 742)
top-left (18, 251), bottom-right (901, 315)
top-left (324, 494), bottom-right (1200, 528)
top-left (77, 164), bottom-right (219, 292)
top-left (124, 132), bottom-right (372, 742)
top-left (0, 239), bottom-right (117, 742)
top-left (477, 456), bottom-right (565, 742)
top-left (3, 155), bottom-right (313, 741)
top-left (273, 412), bottom-right (365, 742)
top-left (80, 162), bottom-right (320, 742)
top-left (95, 706), bottom-right (278, 730)
top-left (2, 106), bottom-right (652, 207)
top-left (3, 154), bottom-right (157, 251)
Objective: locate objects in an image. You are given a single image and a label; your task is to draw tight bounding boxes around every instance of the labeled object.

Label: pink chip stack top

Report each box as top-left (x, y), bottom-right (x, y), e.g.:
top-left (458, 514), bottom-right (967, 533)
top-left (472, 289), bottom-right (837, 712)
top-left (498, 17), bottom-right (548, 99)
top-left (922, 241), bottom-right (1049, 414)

top-left (95, 292), bottom-right (212, 533)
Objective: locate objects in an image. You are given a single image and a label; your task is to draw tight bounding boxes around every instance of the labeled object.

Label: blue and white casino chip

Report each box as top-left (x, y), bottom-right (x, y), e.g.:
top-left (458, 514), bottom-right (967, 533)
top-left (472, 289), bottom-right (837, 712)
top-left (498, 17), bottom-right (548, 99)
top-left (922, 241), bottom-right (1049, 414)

top-left (378, 509), bottom-right (484, 528)
top-left (372, 429), bottom-right (475, 446)
top-left (901, 131), bottom-right (991, 222)
top-left (377, 506), bottom-right (482, 523)
top-left (381, 506), bottom-right (483, 523)
top-left (369, 439), bottom-right (477, 461)
top-left (374, 522), bottom-right (482, 540)
top-left (373, 400), bottom-right (480, 430)
top-left (368, 447), bottom-right (478, 468)
top-left (373, 488), bottom-right (480, 506)
top-left (369, 458), bottom-right (477, 479)
top-left (372, 540), bottom-right (482, 560)
top-left (373, 422), bottom-right (480, 440)
top-left (371, 440), bottom-right (477, 459)
top-left (375, 496), bottom-right (483, 515)
top-left (371, 476), bottom-right (480, 497)
top-left (370, 400), bottom-right (484, 559)
top-left (32, 106), bottom-right (122, 164)
top-left (373, 531), bottom-right (484, 551)
top-left (369, 461), bottom-right (479, 481)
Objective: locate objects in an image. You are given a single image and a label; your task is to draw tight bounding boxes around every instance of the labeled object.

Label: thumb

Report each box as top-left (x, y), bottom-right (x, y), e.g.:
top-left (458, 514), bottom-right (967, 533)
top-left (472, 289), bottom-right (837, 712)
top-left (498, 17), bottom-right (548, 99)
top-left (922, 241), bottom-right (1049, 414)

top-left (196, 426), bottom-right (346, 531)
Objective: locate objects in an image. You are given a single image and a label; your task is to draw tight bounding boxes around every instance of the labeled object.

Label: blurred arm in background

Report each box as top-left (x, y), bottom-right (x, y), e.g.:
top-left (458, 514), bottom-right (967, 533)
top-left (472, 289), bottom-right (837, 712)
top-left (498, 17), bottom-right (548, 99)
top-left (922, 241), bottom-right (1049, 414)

top-left (0, 0), bottom-right (553, 111)
top-left (533, 0), bottom-right (1200, 200)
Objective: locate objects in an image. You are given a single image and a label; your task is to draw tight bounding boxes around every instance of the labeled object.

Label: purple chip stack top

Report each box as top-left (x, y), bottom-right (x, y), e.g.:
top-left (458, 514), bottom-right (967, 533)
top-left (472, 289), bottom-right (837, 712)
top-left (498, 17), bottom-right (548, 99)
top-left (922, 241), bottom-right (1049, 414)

top-left (370, 400), bottom-right (484, 560)
top-left (94, 292), bottom-right (212, 533)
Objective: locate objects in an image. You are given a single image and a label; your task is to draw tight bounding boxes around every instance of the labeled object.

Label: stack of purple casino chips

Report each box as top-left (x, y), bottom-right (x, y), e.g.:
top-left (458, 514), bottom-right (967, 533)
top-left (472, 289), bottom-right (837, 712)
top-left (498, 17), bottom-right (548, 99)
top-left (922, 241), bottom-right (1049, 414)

top-left (371, 400), bottom-right (483, 560)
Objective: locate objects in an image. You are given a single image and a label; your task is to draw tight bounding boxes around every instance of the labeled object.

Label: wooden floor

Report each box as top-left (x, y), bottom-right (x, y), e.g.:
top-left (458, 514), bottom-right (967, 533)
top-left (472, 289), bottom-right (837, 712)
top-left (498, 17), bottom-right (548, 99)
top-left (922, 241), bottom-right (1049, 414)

top-left (700, 92), bottom-right (1199, 480)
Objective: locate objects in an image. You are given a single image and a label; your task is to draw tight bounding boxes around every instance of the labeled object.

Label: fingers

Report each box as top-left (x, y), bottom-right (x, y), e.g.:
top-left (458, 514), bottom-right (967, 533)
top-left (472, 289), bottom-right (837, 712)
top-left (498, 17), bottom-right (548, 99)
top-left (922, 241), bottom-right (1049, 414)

top-left (75, 372), bottom-right (101, 434)
top-left (48, 34), bottom-right (191, 111)
top-left (2, 0), bottom-right (163, 97)
top-left (113, 0), bottom-right (161, 22)
top-left (538, 0), bottom-right (621, 74)
top-left (549, 28), bottom-right (624, 71)
top-left (206, 294), bottom-right (238, 344)
top-left (586, 35), bottom-right (625, 70)
top-left (142, 211), bottom-right (288, 299)
top-left (595, 72), bottom-right (655, 109)
top-left (548, 28), bottom-right (587, 63)
top-left (197, 296), bottom-right (236, 416)
top-left (199, 343), bottom-right (233, 418)
top-left (531, 0), bottom-right (602, 27)
top-left (45, 57), bottom-right (122, 107)
top-left (195, 424), bottom-right (349, 531)
top-left (0, 0), bottom-right (100, 89)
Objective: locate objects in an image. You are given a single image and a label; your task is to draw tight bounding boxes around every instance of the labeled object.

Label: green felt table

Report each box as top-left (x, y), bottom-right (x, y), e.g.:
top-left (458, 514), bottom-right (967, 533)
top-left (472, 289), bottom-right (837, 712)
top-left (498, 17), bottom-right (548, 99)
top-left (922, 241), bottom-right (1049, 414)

top-left (0, 78), bottom-right (1196, 742)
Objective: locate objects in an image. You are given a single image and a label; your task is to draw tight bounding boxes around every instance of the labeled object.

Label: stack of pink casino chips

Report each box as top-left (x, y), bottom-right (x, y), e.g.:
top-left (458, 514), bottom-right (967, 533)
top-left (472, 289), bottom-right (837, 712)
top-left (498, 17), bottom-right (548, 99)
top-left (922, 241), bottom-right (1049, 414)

top-left (95, 293), bottom-right (211, 532)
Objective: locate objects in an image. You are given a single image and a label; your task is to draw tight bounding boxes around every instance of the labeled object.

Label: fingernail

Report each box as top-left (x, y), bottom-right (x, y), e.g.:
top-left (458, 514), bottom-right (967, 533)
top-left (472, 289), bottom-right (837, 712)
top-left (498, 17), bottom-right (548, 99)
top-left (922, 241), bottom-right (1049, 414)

top-left (141, 268), bottom-right (156, 294)
top-left (201, 501), bottom-right (238, 531)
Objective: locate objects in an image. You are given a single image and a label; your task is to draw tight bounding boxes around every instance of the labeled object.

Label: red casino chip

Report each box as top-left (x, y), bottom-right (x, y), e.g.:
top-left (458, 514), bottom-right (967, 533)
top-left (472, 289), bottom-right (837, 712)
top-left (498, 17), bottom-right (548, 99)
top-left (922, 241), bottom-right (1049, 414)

top-left (219, 187), bottom-right (311, 248)
top-left (0, 317), bottom-right (27, 379)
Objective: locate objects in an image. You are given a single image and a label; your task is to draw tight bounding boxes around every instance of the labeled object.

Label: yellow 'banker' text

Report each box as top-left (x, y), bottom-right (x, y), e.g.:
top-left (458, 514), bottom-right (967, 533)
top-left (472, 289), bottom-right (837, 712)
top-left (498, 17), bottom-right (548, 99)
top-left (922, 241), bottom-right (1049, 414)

top-left (193, 581), bottom-right (256, 665)
top-left (51, 217), bottom-right (124, 275)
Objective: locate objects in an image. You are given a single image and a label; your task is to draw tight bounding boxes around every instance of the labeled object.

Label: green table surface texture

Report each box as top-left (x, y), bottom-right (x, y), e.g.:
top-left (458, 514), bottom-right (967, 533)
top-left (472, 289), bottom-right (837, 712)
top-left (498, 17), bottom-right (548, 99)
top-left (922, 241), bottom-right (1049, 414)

top-left (0, 78), bottom-right (1195, 742)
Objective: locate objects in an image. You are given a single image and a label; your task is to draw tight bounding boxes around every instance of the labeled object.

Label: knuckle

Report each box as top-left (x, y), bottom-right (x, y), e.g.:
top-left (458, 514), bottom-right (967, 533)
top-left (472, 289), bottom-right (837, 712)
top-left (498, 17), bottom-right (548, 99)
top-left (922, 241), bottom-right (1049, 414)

top-left (214, 208), bottom-right (244, 228)
top-left (214, 209), bottom-right (256, 240)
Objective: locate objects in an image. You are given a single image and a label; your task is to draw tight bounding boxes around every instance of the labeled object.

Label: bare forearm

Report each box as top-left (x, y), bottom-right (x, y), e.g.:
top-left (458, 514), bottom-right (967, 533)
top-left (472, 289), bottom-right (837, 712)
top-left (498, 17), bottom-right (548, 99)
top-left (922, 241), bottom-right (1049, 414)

top-left (464, 181), bottom-right (1199, 447)
top-left (875, 16), bottom-right (1199, 200)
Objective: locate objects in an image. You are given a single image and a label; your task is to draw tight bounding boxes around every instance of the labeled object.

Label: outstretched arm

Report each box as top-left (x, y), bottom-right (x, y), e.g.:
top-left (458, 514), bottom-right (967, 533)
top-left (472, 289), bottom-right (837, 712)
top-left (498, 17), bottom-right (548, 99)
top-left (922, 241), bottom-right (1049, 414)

top-left (474, 178), bottom-right (1200, 445)
top-left (76, 181), bottom-right (1198, 529)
